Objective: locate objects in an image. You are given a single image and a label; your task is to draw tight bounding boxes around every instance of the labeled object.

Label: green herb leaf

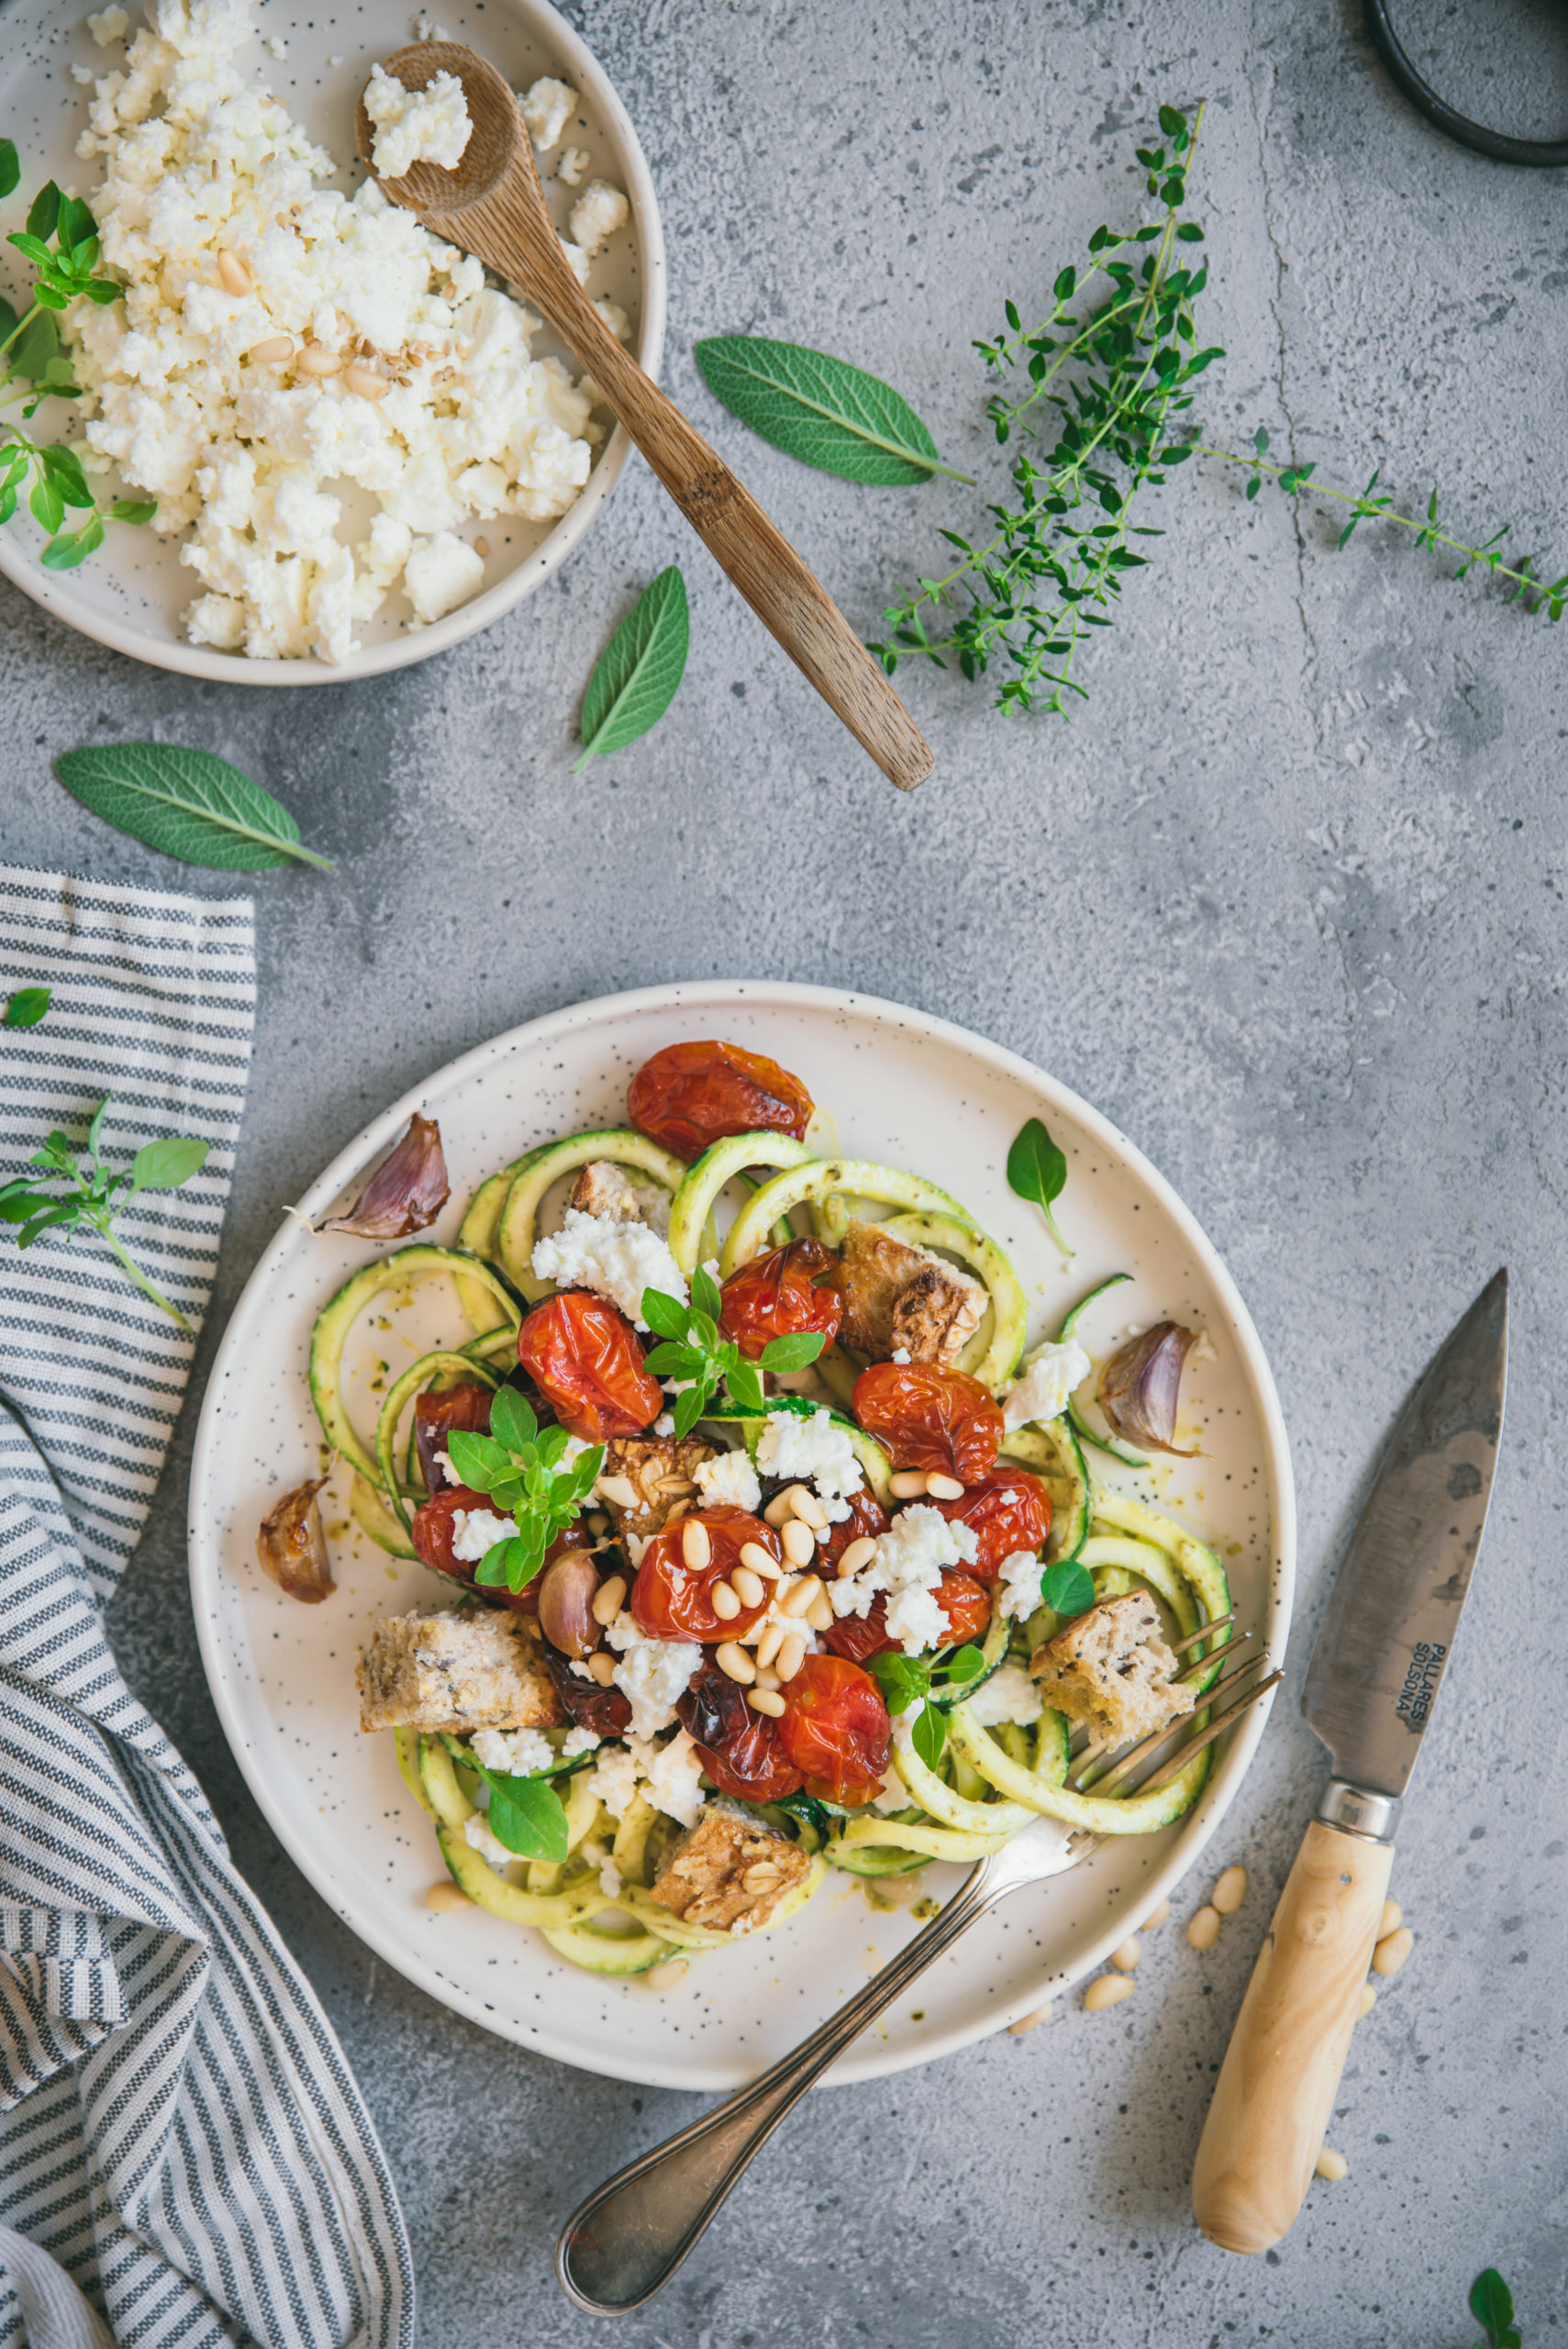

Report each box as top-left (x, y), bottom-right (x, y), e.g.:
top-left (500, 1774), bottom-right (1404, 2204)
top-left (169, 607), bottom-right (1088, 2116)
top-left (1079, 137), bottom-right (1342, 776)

top-left (640, 1286), bottom-right (690, 1342)
top-left (475, 1532), bottom-right (543, 1594)
top-left (130, 1136), bottom-right (208, 1191)
top-left (108, 497), bottom-right (156, 523)
top-left (447, 1430), bottom-right (509, 1490)
top-left (1470, 2271), bottom-right (1520, 2349)
top-left (1006, 1115), bottom-right (1074, 1254)
top-left (0, 1097), bottom-right (204, 1326)
top-left (41, 513), bottom-right (104, 570)
top-left (2, 985), bottom-right (50, 1029)
top-left (480, 1772), bottom-right (571, 1863)
top-left (911, 1699), bottom-right (949, 1771)
top-left (695, 333), bottom-right (970, 486)
top-left (53, 741), bottom-right (333, 874)
top-left (0, 141), bottom-right (18, 202)
top-left (1041, 1559), bottom-right (1095, 1618)
top-left (760, 1330), bottom-right (827, 1372)
top-left (23, 183), bottom-right (59, 241)
top-left (573, 567), bottom-right (689, 771)
top-left (86, 1095), bottom-right (108, 1159)
top-left (9, 308), bottom-right (63, 384)
top-left (488, 1386), bottom-right (538, 1454)
top-left (868, 1652), bottom-right (929, 1716)
top-left (689, 1262), bottom-right (723, 1321)
top-left (937, 1643), bottom-right (984, 1686)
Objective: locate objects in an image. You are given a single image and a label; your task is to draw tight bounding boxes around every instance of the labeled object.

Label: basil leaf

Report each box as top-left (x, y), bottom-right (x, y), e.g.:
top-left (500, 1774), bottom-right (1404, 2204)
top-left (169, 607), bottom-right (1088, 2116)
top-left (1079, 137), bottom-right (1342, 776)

top-left (24, 183), bottom-right (59, 241)
top-left (936, 1642), bottom-right (984, 1686)
top-left (129, 1136), bottom-right (207, 1191)
top-left (1041, 1559), bottom-right (1095, 1619)
top-left (479, 1533), bottom-right (544, 1594)
top-left (0, 141), bottom-right (17, 202)
top-left (868, 1651), bottom-right (929, 1716)
top-left (695, 334), bottom-right (967, 487)
top-left (1006, 1115), bottom-right (1074, 1256)
top-left (40, 443), bottom-right (93, 507)
top-left (533, 1423), bottom-right (568, 1470)
top-left (109, 497), bottom-right (156, 523)
top-left (488, 1385), bottom-right (536, 1454)
top-left (2, 985), bottom-right (50, 1029)
top-left (484, 1776), bottom-right (571, 1863)
top-left (447, 1430), bottom-right (509, 1489)
top-left (54, 742), bottom-right (332, 874)
top-left (760, 1330), bottom-right (827, 1372)
top-left (911, 1700), bottom-right (949, 1772)
top-left (725, 1360), bottom-right (765, 1416)
top-left (643, 1341), bottom-right (703, 1378)
top-left (573, 566), bottom-right (689, 770)
top-left (41, 514), bottom-right (105, 571)
top-left (640, 1286), bottom-right (688, 1341)
top-left (10, 307), bottom-right (61, 384)
top-left (689, 1263), bottom-right (722, 1321)
top-left (1469, 2272), bottom-right (1519, 2349)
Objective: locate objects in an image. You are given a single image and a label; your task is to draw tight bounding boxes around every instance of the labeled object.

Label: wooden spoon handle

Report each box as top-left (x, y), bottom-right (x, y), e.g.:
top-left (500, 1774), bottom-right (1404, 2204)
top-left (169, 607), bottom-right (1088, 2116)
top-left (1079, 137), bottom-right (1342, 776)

top-left (1191, 1819), bottom-right (1394, 2254)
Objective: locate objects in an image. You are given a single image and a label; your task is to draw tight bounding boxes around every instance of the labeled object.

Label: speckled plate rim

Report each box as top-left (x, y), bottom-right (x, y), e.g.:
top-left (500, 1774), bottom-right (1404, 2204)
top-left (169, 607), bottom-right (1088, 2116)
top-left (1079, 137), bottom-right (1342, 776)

top-left (0, 0), bottom-right (667, 683)
top-left (187, 980), bottom-right (1296, 2087)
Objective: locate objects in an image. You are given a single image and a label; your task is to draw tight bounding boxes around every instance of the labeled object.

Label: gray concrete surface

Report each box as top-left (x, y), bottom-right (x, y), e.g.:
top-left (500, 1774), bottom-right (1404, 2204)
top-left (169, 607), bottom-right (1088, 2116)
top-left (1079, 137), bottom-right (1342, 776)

top-left (4, 0), bottom-right (1567, 2341)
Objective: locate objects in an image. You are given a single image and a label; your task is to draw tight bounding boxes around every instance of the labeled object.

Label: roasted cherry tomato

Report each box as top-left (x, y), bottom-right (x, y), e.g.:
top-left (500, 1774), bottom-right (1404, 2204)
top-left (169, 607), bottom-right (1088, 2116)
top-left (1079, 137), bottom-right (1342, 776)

top-left (815, 1486), bottom-right (890, 1573)
top-left (718, 1236), bottom-right (843, 1362)
top-left (929, 1471), bottom-right (1051, 1578)
top-left (851, 1361), bottom-right (1003, 1485)
top-left (414, 1382), bottom-right (494, 1493)
top-left (517, 1291), bottom-right (662, 1441)
top-left (544, 1643), bottom-right (633, 1736)
top-left (628, 1039), bottom-right (815, 1163)
top-left (822, 1568), bottom-right (992, 1664)
top-left (408, 1487), bottom-right (588, 1615)
top-left (777, 1653), bottom-right (891, 1807)
top-left (677, 1657), bottom-right (804, 1803)
top-left (631, 1507), bottom-right (778, 1642)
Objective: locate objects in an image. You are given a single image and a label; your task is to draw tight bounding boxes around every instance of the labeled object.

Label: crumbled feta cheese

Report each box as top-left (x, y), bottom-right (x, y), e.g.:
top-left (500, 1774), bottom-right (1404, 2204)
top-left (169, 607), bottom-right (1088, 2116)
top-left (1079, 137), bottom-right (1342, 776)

top-left (694, 1448), bottom-right (762, 1513)
top-left (996, 1547), bottom-right (1046, 1623)
top-left (604, 1612), bottom-right (700, 1737)
top-left (1003, 1339), bottom-right (1092, 1431)
top-left (463, 1812), bottom-right (514, 1865)
top-left (449, 1507), bottom-right (517, 1562)
top-left (598, 1857), bottom-right (623, 1898)
top-left (964, 1662), bottom-right (1043, 1729)
top-left (556, 144), bottom-right (591, 186)
top-left (871, 1759), bottom-right (909, 1815)
top-left (405, 529), bottom-right (485, 623)
top-left (1189, 1326), bottom-right (1218, 1365)
top-left (568, 179), bottom-right (628, 258)
top-left (471, 1725), bottom-right (554, 1776)
top-left (266, 31), bottom-right (287, 59)
top-left (87, 4), bottom-right (129, 39)
top-left (363, 61), bottom-right (472, 179)
top-left (414, 10), bottom-right (449, 39)
top-left (72, 63), bottom-right (98, 84)
top-left (594, 298), bottom-right (631, 343)
top-left (890, 1347), bottom-right (911, 1364)
top-left (520, 74), bottom-right (576, 152)
top-left (585, 1728), bottom-right (705, 1828)
top-left (652, 1412), bottom-right (676, 1436)
top-left (561, 1726), bottom-right (600, 1759)
top-left (755, 1408), bottom-right (863, 1520)
top-left (831, 1502), bottom-right (979, 1655)
top-left (584, 1742), bottom-right (639, 1820)
top-left (437, 1450), bottom-right (464, 1487)
top-left (624, 1531), bottom-right (651, 1570)
top-left (531, 1207), bottom-right (686, 1330)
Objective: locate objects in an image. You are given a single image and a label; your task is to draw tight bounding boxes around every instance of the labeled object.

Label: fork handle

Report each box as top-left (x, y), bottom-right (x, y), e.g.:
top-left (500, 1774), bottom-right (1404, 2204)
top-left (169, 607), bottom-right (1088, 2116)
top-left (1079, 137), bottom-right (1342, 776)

top-left (555, 1861), bottom-right (998, 2314)
top-left (1192, 1819), bottom-right (1395, 2254)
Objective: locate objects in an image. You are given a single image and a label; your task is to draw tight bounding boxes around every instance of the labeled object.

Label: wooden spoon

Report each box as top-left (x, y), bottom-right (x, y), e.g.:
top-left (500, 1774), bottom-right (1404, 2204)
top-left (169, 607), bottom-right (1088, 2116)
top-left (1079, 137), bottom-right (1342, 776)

top-left (356, 47), bottom-right (936, 791)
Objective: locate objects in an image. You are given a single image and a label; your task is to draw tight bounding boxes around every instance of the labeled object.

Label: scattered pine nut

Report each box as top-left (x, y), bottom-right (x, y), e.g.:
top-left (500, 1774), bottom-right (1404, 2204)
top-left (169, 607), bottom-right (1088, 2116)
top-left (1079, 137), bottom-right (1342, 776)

top-left (1379, 1898), bottom-right (1403, 1940)
top-left (889, 1470), bottom-right (928, 1500)
top-left (781, 1570), bottom-right (822, 1616)
top-left (753, 1621), bottom-right (786, 1670)
top-left (1372, 1926), bottom-right (1413, 1977)
top-left (784, 1484), bottom-right (828, 1530)
top-left (297, 343), bottom-right (342, 376)
top-left (1356, 1984), bottom-right (1377, 2021)
top-left (1315, 2147), bottom-right (1349, 2181)
top-left (741, 1860), bottom-right (782, 1892)
top-left (781, 1520), bottom-right (816, 1567)
top-left (681, 1519), bottom-right (711, 1570)
top-left (248, 334), bottom-right (294, 363)
top-left (644, 1958), bottom-right (688, 1992)
top-left (1108, 1937), bottom-right (1140, 1972)
top-left (426, 1879), bottom-right (473, 1913)
top-left (709, 1579), bottom-right (741, 1620)
top-left (805, 1590), bottom-right (834, 1632)
top-left (1007, 2004), bottom-right (1051, 2035)
top-left (587, 1511), bottom-right (609, 1536)
top-left (753, 1664), bottom-right (780, 1691)
top-left (715, 1641), bottom-right (755, 1685)
top-left (775, 1632), bottom-right (806, 1682)
top-left (837, 1535), bottom-right (877, 1580)
top-left (739, 1540), bottom-right (783, 1580)
top-left (730, 1564), bottom-right (765, 1609)
top-left (590, 1574), bottom-right (626, 1625)
top-left (1186, 1904), bottom-right (1223, 1951)
top-left (747, 1687), bottom-right (785, 1717)
top-left (1211, 1865), bottom-right (1247, 1915)
top-left (925, 1470), bottom-right (964, 1500)
top-left (473, 535), bottom-right (489, 557)
top-left (762, 1492), bottom-right (795, 1529)
top-left (216, 249), bottom-right (253, 295)
top-left (1084, 1973), bottom-right (1135, 2011)
top-left (587, 1651), bottom-right (617, 1687)
top-left (342, 362), bottom-right (389, 399)
top-left (1140, 1898), bottom-right (1172, 1932)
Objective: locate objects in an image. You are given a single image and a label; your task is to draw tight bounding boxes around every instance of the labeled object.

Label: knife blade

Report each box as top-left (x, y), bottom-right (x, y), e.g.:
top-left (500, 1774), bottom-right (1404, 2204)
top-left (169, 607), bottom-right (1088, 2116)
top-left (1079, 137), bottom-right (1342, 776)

top-left (1192, 1270), bottom-right (1508, 2254)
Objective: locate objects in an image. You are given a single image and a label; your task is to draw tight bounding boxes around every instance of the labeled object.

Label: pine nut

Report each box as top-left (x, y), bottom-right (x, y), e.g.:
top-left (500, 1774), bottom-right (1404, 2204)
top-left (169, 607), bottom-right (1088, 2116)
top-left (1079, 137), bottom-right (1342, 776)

top-left (836, 1535), bottom-right (878, 1580)
top-left (1356, 1984), bottom-right (1377, 2021)
top-left (1315, 2147), bottom-right (1349, 2181)
top-left (596, 1475), bottom-right (638, 1508)
top-left (1084, 1973), bottom-right (1135, 2011)
top-left (739, 1541), bottom-right (782, 1581)
top-left (1109, 1936), bottom-right (1140, 1972)
top-left (216, 249), bottom-right (253, 295)
top-left (754, 1664), bottom-right (780, 1691)
top-left (644, 1957), bottom-right (688, 1992)
top-left (248, 334), bottom-right (294, 363)
top-left (731, 1565), bottom-right (765, 1609)
top-left (753, 1621), bottom-right (785, 1669)
top-left (1379, 1898), bottom-right (1402, 1940)
top-left (762, 1492), bottom-right (795, 1529)
top-left (741, 1861), bottom-right (782, 1891)
top-left (710, 1579), bottom-right (740, 1620)
top-left (1211, 1865), bottom-right (1247, 1914)
top-left (925, 1470), bottom-right (964, 1500)
top-left (1186, 1904), bottom-right (1223, 1951)
top-left (681, 1519), bottom-right (711, 1570)
top-left (781, 1520), bottom-right (815, 1567)
top-left (784, 1484), bottom-right (828, 1530)
top-left (1140, 1898), bottom-right (1172, 1932)
top-left (588, 1652), bottom-right (617, 1687)
top-left (426, 1879), bottom-right (473, 1912)
top-left (782, 1573), bottom-right (822, 1617)
top-left (296, 343), bottom-right (342, 376)
top-left (889, 1470), bottom-right (927, 1499)
top-left (805, 1591), bottom-right (834, 1632)
top-left (587, 1511), bottom-right (609, 1536)
top-left (473, 535), bottom-right (490, 558)
top-left (591, 1574), bottom-right (626, 1625)
top-left (1372, 1926), bottom-right (1413, 1976)
top-left (775, 1632), bottom-right (806, 1682)
top-left (343, 362), bottom-right (389, 399)
top-left (747, 1687), bottom-right (785, 1717)
top-left (1006, 2004), bottom-right (1051, 2035)
top-left (715, 1641), bottom-right (754, 1685)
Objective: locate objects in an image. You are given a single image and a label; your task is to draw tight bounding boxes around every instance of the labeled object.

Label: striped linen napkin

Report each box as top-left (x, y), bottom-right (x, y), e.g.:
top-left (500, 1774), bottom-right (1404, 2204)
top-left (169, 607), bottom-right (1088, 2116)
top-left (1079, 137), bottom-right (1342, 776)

top-left (0, 866), bottom-right (412, 2349)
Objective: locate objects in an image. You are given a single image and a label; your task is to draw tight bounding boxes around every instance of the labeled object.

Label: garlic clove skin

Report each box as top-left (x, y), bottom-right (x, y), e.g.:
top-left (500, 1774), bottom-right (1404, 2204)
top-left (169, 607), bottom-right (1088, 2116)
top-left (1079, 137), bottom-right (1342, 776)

top-left (257, 1475), bottom-right (334, 1601)
top-left (1096, 1321), bottom-right (1199, 1455)
top-left (317, 1112), bottom-right (450, 1239)
top-left (536, 1550), bottom-right (603, 1657)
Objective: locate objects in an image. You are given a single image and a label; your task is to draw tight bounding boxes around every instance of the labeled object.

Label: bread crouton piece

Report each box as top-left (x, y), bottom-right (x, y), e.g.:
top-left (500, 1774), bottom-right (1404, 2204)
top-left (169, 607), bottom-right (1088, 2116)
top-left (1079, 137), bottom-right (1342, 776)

top-left (596, 1433), bottom-right (717, 1543)
top-left (647, 1801), bottom-right (811, 1934)
top-left (357, 1609), bottom-right (562, 1734)
top-left (836, 1217), bottom-right (987, 1367)
top-left (1029, 1593), bottom-right (1196, 1747)
top-left (568, 1159), bottom-right (672, 1235)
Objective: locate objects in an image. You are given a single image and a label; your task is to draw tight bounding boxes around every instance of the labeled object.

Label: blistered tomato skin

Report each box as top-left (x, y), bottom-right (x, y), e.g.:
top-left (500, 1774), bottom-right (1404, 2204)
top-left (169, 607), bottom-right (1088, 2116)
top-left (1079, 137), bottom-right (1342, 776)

top-left (677, 1658), bottom-right (804, 1803)
top-left (631, 1507), bottom-right (779, 1642)
top-left (851, 1361), bottom-right (1004, 1485)
top-left (815, 1486), bottom-right (890, 1572)
top-left (408, 1488), bottom-right (588, 1615)
top-left (718, 1237), bottom-right (843, 1362)
top-left (413, 1382), bottom-right (493, 1493)
top-left (823, 1569), bottom-right (992, 1664)
top-left (778, 1653), bottom-right (892, 1807)
top-left (628, 1039), bottom-right (815, 1163)
top-left (929, 1471), bottom-right (1051, 1577)
top-left (516, 1291), bottom-right (662, 1442)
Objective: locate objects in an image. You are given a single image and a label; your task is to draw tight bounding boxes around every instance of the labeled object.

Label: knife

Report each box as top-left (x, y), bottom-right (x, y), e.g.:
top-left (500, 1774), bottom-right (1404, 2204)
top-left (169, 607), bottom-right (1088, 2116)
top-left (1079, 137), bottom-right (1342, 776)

top-left (1191, 1268), bottom-right (1508, 2254)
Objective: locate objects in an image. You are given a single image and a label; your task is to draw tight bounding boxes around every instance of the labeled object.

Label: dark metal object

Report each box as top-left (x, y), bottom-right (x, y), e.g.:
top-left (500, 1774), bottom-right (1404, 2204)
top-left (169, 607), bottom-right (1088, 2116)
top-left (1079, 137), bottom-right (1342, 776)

top-left (1362, 0), bottom-right (1568, 166)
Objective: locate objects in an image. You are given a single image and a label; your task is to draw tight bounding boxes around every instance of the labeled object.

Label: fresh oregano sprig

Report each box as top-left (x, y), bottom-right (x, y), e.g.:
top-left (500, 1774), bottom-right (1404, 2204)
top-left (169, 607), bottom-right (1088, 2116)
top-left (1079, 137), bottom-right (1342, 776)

top-left (3, 985), bottom-right (49, 1028)
top-left (0, 1095), bottom-right (208, 1328)
top-left (446, 1386), bottom-right (604, 1595)
top-left (444, 1734), bottom-right (574, 1863)
top-left (870, 1643), bottom-right (985, 1770)
top-left (641, 1266), bottom-right (826, 1440)
top-left (1006, 1115), bottom-right (1073, 1255)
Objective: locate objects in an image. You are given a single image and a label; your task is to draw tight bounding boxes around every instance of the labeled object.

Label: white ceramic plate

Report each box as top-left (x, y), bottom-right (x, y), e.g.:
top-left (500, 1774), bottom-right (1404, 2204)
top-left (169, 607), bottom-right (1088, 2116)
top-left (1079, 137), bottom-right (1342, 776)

top-left (188, 983), bottom-right (1296, 2091)
top-left (0, 0), bottom-right (665, 681)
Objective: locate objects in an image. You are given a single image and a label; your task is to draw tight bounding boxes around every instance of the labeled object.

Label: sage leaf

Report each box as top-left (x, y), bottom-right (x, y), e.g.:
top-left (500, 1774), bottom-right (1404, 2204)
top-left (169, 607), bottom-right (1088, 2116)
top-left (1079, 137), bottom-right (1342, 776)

top-left (1006, 1115), bottom-right (1074, 1256)
top-left (695, 334), bottom-right (972, 486)
top-left (2, 985), bottom-right (50, 1029)
top-left (573, 566), bottom-right (689, 770)
top-left (53, 741), bottom-right (333, 873)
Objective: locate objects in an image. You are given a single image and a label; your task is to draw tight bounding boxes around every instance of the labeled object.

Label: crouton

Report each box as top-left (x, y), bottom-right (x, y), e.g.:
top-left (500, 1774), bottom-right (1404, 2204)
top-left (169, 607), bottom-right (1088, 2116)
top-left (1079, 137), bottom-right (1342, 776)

top-left (357, 1609), bottom-right (562, 1734)
top-left (836, 1218), bottom-right (987, 1367)
top-left (595, 1433), bottom-right (717, 1543)
top-left (568, 1159), bottom-right (672, 1234)
top-left (1029, 1593), bottom-right (1196, 1747)
top-left (646, 1800), bottom-right (811, 1933)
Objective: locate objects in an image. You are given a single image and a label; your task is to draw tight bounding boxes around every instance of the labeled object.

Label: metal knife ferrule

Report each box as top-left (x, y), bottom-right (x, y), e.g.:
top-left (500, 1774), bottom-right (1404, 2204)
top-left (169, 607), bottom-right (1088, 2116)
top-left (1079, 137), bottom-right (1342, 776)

top-left (1316, 1779), bottom-right (1402, 1843)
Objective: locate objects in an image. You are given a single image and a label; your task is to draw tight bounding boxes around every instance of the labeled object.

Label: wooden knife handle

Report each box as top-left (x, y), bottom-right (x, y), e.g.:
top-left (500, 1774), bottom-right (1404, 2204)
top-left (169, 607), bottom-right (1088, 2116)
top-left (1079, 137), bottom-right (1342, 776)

top-left (1191, 1818), bottom-right (1394, 2254)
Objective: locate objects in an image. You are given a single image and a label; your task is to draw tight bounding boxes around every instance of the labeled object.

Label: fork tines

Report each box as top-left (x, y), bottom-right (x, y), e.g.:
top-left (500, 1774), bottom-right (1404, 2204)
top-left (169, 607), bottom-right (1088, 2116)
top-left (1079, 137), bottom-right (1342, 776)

top-left (1073, 1646), bottom-right (1280, 1798)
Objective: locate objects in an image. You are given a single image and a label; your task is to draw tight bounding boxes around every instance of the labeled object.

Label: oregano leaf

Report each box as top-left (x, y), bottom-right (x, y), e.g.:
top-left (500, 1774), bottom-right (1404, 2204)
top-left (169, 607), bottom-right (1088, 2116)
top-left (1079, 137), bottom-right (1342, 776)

top-left (2, 985), bottom-right (50, 1029)
top-left (1006, 1115), bottom-right (1074, 1255)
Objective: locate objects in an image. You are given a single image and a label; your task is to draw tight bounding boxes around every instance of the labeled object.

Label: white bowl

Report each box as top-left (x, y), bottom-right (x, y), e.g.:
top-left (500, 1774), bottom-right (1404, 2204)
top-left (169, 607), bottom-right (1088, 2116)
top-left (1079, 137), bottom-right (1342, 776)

top-left (0, 0), bottom-right (665, 682)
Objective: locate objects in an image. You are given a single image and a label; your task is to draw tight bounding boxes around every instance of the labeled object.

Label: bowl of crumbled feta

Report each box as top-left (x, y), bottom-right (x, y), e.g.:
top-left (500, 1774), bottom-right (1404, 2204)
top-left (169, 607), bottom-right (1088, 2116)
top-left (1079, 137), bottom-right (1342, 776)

top-left (0, 0), bottom-right (664, 676)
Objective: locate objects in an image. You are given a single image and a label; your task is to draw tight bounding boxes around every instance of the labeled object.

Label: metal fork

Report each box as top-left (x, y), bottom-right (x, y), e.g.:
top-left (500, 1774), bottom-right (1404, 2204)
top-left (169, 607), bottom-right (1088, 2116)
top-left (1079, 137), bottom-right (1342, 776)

top-left (555, 1645), bottom-right (1280, 2315)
